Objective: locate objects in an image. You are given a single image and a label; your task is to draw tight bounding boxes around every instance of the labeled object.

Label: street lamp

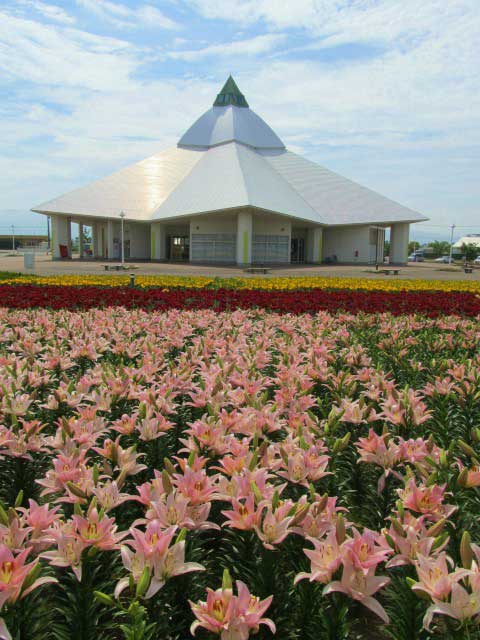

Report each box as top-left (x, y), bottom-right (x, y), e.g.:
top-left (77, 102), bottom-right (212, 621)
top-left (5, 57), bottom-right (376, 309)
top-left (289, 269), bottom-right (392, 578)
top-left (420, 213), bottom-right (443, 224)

top-left (449, 223), bottom-right (456, 265)
top-left (119, 211), bottom-right (126, 265)
top-left (11, 225), bottom-right (15, 252)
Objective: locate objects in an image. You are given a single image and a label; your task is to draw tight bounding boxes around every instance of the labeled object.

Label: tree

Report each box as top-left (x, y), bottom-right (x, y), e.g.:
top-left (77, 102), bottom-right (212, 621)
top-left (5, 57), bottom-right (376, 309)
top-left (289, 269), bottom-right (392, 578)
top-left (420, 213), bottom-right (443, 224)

top-left (461, 242), bottom-right (479, 262)
top-left (428, 240), bottom-right (450, 257)
top-left (408, 241), bottom-right (420, 254)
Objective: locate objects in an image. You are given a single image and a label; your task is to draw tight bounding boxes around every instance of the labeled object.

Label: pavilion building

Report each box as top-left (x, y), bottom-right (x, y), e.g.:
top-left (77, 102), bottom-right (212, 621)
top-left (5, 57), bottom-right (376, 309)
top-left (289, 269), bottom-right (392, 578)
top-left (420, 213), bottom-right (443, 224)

top-left (32, 76), bottom-right (427, 265)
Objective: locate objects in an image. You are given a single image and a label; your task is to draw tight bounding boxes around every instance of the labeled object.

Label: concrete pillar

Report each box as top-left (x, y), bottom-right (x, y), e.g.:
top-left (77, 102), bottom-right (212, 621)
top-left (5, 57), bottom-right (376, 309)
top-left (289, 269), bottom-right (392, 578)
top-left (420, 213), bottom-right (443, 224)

top-left (390, 223), bottom-right (409, 264)
top-left (107, 220), bottom-right (115, 261)
top-left (79, 223), bottom-right (84, 259)
top-left (92, 223), bottom-right (99, 258)
top-left (51, 215), bottom-right (69, 259)
top-left (236, 211), bottom-right (252, 265)
top-left (66, 219), bottom-right (72, 257)
top-left (151, 223), bottom-right (166, 260)
top-left (309, 227), bottom-right (323, 263)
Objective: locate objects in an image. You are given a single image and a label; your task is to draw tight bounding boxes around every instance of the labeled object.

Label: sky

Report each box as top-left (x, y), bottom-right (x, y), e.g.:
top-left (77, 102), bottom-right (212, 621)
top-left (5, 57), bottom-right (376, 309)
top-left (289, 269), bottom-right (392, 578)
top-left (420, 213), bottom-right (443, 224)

top-left (0, 0), bottom-right (479, 243)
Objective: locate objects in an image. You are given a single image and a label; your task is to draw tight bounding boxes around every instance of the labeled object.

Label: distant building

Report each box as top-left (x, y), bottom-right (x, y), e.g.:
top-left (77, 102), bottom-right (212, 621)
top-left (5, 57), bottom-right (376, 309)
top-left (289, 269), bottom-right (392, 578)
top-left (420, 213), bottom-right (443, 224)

top-left (0, 235), bottom-right (47, 250)
top-left (33, 76), bottom-right (427, 265)
top-left (453, 235), bottom-right (480, 254)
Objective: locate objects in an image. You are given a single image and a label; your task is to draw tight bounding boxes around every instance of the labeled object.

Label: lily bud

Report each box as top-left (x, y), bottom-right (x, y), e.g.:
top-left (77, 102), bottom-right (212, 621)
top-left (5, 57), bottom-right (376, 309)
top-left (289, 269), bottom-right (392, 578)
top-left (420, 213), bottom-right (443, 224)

top-left (163, 458), bottom-right (176, 476)
top-left (431, 532), bottom-right (449, 551)
top-left (136, 566), bottom-right (151, 598)
top-left (222, 568), bottom-right (232, 590)
top-left (460, 531), bottom-right (473, 569)
top-left (162, 470), bottom-right (173, 495)
top-left (14, 490), bottom-right (24, 508)
top-left (457, 468), bottom-right (469, 488)
top-left (391, 518), bottom-right (406, 538)
top-left (66, 482), bottom-right (87, 499)
top-left (458, 439), bottom-right (477, 459)
top-left (187, 450), bottom-right (196, 467)
top-left (290, 504), bottom-right (310, 527)
top-left (250, 481), bottom-right (262, 505)
top-left (426, 518), bottom-right (446, 538)
top-left (94, 591), bottom-right (116, 607)
top-left (316, 493), bottom-right (329, 513)
top-left (336, 514), bottom-right (346, 544)
top-left (272, 490), bottom-right (280, 512)
top-left (248, 449), bottom-right (259, 472)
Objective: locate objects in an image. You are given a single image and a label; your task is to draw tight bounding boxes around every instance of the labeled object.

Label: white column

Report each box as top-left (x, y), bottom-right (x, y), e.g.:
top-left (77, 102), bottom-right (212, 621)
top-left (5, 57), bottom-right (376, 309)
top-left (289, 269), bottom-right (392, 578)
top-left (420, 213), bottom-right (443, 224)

top-left (310, 227), bottom-right (323, 263)
top-left (79, 223), bottom-right (84, 259)
top-left (66, 219), bottom-right (72, 258)
top-left (92, 223), bottom-right (99, 258)
top-left (51, 215), bottom-right (69, 259)
top-left (236, 211), bottom-right (252, 265)
top-left (390, 223), bottom-right (409, 264)
top-left (107, 220), bottom-right (115, 261)
top-left (151, 223), bottom-right (166, 260)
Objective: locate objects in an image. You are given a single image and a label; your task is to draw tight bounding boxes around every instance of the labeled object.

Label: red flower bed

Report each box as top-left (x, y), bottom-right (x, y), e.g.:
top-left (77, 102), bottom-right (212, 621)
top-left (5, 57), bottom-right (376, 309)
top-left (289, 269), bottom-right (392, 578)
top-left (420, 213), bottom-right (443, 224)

top-left (1, 284), bottom-right (479, 316)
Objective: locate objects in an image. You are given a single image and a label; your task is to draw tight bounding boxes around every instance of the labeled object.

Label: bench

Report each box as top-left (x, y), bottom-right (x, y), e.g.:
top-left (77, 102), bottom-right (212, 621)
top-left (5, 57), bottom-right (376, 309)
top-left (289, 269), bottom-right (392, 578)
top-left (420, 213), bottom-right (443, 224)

top-left (103, 264), bottom-right (129, 271)
top-left (381, 268), bottom-right (401, 276)
top-left (380, 269), bottom-right (400, 275)
top-left (464, 267), bottom-right (473, 274)
top-left (244, 267), bottom-right (271, 274)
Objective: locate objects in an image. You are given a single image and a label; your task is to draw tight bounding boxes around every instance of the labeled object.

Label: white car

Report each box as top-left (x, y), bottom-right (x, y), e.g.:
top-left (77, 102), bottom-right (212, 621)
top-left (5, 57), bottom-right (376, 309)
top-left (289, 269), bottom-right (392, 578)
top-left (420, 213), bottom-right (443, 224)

top-left (434, 255), bottom-right (453, 263)
top-left (474, 256), bottom-right (480, 265)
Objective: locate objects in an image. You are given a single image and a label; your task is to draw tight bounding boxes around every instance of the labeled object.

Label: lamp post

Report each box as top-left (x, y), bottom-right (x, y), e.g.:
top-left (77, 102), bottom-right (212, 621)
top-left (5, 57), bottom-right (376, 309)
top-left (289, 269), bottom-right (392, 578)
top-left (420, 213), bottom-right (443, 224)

top-left (11, 225), bottom-right (15, 252)
top-left (449, 224), bottom-right (456, 265)
top-left (119, 211), bottom-right (125, 266)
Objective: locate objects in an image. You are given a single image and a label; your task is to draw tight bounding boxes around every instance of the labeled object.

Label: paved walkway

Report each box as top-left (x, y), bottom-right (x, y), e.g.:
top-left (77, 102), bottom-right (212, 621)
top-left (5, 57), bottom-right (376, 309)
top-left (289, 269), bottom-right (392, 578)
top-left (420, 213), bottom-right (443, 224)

top-left (0, 252), bottom-right (479, 282)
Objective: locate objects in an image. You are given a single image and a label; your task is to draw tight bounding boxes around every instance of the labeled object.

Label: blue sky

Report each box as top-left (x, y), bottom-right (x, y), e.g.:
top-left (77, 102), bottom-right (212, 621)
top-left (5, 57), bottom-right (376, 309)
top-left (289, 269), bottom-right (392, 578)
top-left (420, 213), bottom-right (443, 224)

top-left (1, 0), bottom-right (479, 242)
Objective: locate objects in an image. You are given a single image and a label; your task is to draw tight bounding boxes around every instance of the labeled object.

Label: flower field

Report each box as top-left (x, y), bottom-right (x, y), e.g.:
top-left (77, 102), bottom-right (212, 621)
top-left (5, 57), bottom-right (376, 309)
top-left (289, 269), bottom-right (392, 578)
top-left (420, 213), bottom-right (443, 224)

top-left (1, 307), bottom-right (480, 639)
top-left (0, 273), bottom-right (480, 316)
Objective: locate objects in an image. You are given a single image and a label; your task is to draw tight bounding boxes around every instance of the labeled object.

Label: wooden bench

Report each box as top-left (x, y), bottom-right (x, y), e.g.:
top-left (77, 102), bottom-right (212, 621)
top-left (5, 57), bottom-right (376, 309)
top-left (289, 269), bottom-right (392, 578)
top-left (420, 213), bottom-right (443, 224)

top-left (244, 267), bottom-right (271, 274)
top-left (381, 268), bottom-right (401, 276)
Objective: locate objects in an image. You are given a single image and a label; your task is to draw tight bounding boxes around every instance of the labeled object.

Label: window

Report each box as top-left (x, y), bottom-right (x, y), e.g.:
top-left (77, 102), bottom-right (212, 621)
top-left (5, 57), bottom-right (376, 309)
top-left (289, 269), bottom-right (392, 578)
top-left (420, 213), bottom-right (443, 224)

top-left (252, 235), bottom-right (289, 263)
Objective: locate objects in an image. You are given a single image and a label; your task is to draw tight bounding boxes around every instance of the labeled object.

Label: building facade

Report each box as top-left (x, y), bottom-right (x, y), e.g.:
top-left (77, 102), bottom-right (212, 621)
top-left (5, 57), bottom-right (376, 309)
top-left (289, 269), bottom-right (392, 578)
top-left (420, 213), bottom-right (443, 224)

top-left (33, 77), bottom-right (427, 265)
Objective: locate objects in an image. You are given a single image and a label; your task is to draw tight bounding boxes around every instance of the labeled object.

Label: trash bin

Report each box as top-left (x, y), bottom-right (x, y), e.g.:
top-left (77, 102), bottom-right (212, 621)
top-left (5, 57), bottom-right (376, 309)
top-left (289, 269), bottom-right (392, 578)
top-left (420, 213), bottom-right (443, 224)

top-left (24, 252), bottom-right (35, 269)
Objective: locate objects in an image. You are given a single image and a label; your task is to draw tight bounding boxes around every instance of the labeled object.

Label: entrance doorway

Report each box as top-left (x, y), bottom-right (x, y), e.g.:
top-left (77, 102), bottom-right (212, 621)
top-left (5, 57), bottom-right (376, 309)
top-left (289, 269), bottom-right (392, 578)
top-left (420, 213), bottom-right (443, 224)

top-left (168, 236), bottom-right (190, 261)
top-left (291, 238), bottom-right (305, 263)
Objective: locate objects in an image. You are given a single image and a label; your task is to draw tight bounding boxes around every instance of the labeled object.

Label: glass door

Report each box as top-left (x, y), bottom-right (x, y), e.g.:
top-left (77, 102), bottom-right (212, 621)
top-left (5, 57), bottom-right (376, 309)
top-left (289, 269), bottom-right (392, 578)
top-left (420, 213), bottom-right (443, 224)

top-left (168, 236), bottom-right (190, 261)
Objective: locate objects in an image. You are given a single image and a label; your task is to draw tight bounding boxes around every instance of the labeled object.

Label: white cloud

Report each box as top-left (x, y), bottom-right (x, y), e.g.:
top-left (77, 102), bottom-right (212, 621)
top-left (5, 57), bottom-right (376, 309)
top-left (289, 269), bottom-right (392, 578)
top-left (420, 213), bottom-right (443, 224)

top-left (19, 1), bottom-right (77, 24)
top-left (169, 33), bottom-right (285, 61)
top-left (76, 0), bottom-right (179, 30)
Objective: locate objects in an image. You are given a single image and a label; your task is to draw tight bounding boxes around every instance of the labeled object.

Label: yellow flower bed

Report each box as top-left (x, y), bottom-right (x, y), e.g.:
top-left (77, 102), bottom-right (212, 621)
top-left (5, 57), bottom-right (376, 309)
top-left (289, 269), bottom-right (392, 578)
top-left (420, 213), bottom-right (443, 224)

top-left (1, 273), bottom-right (480, 293)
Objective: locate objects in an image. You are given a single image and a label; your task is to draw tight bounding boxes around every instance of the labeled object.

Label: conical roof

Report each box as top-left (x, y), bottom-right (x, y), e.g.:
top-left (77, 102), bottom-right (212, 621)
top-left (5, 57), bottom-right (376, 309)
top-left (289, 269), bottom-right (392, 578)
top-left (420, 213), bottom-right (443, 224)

top-left (178, 76), bottom-right (284, 150)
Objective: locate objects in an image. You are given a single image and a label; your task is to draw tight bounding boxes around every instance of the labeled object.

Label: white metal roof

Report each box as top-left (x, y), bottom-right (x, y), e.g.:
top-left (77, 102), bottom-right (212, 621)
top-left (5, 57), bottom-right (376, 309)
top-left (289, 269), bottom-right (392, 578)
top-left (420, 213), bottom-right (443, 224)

top-left (32, 77), bottom-right (427, 227)
top-left (453, 235), bottom-right (480, 248)
top-left (178, 105), bottom-right (285, 150)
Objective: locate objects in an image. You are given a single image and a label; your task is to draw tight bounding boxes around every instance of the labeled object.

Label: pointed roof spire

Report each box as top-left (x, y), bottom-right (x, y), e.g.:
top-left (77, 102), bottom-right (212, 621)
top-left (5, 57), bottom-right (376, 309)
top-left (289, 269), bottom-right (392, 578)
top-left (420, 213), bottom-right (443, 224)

top-left (213, 75), bottom-right (249, 108)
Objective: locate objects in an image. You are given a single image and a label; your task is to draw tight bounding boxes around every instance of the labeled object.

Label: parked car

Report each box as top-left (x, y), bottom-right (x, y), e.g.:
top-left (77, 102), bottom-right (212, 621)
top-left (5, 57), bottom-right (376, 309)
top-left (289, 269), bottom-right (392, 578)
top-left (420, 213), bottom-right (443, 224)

top-left (474, 256), bottom-right (480, 265)
top-left (408, 254), bottom-right (424, 262)
top-left (434, 255), bottom-right (453, 263)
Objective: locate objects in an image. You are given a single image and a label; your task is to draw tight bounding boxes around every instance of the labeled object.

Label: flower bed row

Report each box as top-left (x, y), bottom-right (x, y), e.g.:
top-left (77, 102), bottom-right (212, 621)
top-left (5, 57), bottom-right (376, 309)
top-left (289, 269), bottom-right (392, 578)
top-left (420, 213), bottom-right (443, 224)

top-left (2, 272), bottom-right (480, 293)
top-left (1, 283), bottom-right (480, 316)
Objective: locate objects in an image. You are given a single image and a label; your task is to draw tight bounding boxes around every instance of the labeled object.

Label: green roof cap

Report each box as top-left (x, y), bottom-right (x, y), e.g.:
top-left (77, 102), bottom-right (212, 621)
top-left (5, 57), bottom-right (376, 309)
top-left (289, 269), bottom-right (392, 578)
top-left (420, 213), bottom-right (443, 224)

top-left (213, 75), bottom-right (249, 108)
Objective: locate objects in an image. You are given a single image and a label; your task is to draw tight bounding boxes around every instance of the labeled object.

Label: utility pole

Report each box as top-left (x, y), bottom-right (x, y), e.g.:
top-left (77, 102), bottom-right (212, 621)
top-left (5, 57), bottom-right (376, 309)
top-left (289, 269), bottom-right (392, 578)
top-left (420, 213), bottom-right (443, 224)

top-left (449, 224), bottom-right (456, 264)
top-left (11, 225), bottom-right (15, 252)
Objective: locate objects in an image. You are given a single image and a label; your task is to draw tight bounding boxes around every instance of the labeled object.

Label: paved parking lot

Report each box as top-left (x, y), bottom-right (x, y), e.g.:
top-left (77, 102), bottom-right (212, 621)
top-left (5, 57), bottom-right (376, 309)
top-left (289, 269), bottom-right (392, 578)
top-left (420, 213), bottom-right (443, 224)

top-left (0, 251), bottom-right (479, 282)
